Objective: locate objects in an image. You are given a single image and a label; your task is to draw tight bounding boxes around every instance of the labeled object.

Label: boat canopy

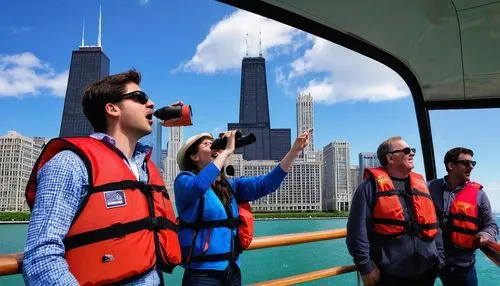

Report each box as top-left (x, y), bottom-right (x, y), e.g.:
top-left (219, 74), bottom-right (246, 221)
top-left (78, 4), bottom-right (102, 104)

top-left (219, 0), bottom-right (500, 179)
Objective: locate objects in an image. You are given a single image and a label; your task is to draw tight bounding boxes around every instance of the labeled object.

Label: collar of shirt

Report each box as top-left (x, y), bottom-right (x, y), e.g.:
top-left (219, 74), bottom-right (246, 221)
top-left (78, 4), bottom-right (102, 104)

top-left (90, 133), bottom-right (152, 179)
top-left (442, 175), bottom-right (467, 193)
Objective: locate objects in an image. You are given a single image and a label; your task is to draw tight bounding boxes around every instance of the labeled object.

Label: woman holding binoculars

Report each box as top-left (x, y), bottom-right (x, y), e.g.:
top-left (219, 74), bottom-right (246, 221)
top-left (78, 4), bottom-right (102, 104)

top-left (174, 129), bottom-right (312, 285)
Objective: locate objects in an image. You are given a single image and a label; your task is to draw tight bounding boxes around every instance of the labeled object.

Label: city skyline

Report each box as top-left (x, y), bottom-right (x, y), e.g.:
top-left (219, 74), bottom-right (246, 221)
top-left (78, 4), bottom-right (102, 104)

top-left (1, 1), bottom-right (499, 210)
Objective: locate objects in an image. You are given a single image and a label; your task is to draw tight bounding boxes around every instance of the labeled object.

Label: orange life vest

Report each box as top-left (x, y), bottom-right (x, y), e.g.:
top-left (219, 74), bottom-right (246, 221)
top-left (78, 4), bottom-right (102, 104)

top-left (364, 168), bottom-right (438, 240)
top-left (449, 181), bottom-right (482, 249)
top-left (25, 137), bottom-right (181, 285)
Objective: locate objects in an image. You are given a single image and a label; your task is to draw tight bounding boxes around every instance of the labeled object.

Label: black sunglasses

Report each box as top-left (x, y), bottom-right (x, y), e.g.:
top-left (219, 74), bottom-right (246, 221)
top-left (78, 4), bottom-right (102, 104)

top-left (455, 160), bottom-right (477, 167)
top-left (114, 90), bottom-right (149, 104)
top-left (388, 147), bottom-right (416, 155)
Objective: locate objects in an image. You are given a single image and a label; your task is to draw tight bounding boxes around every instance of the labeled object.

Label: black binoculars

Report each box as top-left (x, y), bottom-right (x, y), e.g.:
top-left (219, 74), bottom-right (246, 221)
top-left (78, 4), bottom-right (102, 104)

top-left (210, 130), bottom-right (256, 150)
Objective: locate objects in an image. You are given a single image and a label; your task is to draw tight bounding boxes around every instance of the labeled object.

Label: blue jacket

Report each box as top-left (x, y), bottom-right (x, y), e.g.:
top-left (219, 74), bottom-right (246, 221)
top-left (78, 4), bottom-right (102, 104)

top-left (428, 177), bottom-right (498, 268)
top-left (174, 162), bottom-right (287, 271)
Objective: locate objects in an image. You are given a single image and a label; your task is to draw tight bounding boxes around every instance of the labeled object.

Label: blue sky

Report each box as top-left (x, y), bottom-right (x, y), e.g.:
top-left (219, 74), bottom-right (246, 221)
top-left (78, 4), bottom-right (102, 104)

top-left (1, 0), bottom-right (499, 210)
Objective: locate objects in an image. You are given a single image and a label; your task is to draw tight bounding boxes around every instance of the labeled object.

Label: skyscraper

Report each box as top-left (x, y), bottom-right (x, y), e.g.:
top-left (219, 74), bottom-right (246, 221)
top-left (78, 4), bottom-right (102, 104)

top-left (349, 165), bottom-right (360, 201)
top-left (359, 152), bottom-right (380, 178)
top-left (226, 154), bottom-right (322, 212)
top-left (59, 9), bottom-right (110, 137)
top-left (164, 126), bottom-right (183, 205)
top-left (228, 56), bottom-right (290, 161)
top-left (0, 131), bottom-right (46, 211)
top-left (296, 93), bottom-right (314, 155)
top-left (322, 141), bottom-right (351, 211)
top-left (164, 126), bottom-right (183, 184)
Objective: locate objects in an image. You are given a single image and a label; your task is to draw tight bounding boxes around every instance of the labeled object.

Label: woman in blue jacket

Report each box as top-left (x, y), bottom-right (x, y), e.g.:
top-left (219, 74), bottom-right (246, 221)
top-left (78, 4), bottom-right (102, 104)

top-left (174, 129), bottom-right (311, 285)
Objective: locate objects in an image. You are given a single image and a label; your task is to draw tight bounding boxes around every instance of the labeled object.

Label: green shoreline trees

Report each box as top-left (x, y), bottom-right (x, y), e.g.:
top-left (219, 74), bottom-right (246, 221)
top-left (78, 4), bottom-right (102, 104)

top-left (0, 211), bottom-right (348, 221)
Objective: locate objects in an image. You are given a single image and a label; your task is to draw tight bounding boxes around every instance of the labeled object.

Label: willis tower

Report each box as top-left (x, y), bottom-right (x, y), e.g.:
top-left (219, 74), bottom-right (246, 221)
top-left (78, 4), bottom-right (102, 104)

top-left (228, 55), bottom-right (290, 161)
top-left (59, 8), bottom-right (110, 137)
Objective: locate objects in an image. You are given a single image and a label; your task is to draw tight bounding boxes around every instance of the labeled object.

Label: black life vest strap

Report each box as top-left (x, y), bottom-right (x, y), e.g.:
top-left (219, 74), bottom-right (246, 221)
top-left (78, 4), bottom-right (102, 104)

top-left (90, 180), bottom-right (167, 195)
top-left (450, 213), bottom-right (480, 224)
top-left (409, 189), bottom-right (432, 200)
top-left (376, 190), bottom-right (404, 197)
top-left (449, 225), bottom-right (479, 235)
top-left (64, 216), bottom-right (177, 251)
top-left (418, 222), bottom-right (439, 230)
top-left (372, 217), bottom-right (409, 227)
top-left (178, 218), bottom-right (241, 229)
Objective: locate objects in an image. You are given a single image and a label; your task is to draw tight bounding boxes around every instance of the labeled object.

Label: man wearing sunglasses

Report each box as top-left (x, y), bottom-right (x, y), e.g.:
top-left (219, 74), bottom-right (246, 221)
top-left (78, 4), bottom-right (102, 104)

top-left (428, 147), bottom-right (498, 286)
top-left (347, 136), bottom-right (443, 286)
top-left (23, 70), bottom-right (182, 285)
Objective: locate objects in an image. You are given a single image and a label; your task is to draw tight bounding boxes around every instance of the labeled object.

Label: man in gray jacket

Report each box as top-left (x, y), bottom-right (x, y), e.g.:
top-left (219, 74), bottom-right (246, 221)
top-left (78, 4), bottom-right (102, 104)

top-left (347, 136), bottom-right (444, 286)
top-left (428, 147), bottom-right (498, 286)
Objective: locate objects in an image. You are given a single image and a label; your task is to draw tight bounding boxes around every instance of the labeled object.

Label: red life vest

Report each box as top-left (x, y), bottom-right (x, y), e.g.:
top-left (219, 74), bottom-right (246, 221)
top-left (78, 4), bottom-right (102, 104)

top-left (364, 168), bottom-right (438, 240)
top-left (237, 202), bottom-right (254, 249)
top-left (449, 181), bottom-right (482, 249)
top-left (25, 137), bottom-right (181, 285)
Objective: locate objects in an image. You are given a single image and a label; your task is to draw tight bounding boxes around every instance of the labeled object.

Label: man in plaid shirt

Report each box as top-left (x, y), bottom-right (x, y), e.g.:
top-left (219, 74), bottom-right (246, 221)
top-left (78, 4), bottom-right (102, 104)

top-left (23, 69), bottom-right (179, 285)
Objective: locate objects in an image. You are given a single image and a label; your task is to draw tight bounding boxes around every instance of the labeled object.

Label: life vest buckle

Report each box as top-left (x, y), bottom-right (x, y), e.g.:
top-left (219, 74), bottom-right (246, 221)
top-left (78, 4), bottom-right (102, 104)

top-left (138, 183), bottom-right (154, 194)
top-left (146, 217), bottom-right (169, 230)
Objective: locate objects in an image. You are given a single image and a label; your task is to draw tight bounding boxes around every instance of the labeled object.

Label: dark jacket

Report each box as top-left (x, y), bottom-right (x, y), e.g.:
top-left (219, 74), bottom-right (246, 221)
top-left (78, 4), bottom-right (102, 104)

top-left (428, 177), bottom-right (499, 268)
top-left (346, 176), bottom-right (444, 276)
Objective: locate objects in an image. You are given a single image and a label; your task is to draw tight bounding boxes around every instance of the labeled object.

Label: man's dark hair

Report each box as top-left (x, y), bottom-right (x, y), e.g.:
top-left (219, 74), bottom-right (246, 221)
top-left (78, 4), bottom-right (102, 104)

top-left (377, 136), bottom-right (402, 167)
top-left (82, 69), bottom-right (141, 133)
top-left (444, 147), bottom-right (474, 172)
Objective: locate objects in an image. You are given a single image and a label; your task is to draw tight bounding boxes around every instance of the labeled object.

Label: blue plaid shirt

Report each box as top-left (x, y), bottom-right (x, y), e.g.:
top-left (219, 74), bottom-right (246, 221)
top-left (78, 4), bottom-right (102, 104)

top-left (23, 133), bottom-right (162, 285)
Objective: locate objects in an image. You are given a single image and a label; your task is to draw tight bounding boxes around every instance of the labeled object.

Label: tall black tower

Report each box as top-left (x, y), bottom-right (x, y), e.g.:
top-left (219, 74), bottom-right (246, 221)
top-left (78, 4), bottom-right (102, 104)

top-left (228, 56), bottom-right (290, 160)
top-left (59, 8), bottom-right (110, 137)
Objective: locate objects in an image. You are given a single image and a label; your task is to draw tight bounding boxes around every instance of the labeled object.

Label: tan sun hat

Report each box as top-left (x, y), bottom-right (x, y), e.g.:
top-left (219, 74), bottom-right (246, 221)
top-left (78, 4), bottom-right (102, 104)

top-left (177, 132), bottom-right (213, 171)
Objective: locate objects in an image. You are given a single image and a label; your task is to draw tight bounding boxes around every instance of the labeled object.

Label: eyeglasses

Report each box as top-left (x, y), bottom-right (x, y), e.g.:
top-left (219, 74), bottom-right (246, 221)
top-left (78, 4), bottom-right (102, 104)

top-left (388, 147), bottom-right (416, 155)
top-left (114, 90), bottom-right (149, 104)
top-left (455, 160), bottom-right (477, 167)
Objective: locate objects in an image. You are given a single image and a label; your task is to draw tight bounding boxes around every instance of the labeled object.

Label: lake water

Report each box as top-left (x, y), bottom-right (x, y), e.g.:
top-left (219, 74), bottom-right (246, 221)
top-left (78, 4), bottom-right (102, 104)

top-left (0, 218), bottom-right (498, 285)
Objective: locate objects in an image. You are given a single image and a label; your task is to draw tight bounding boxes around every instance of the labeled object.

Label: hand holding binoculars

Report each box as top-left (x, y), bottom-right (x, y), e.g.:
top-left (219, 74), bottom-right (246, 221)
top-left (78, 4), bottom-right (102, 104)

top-left (210, 130), bottom-right (256, 150)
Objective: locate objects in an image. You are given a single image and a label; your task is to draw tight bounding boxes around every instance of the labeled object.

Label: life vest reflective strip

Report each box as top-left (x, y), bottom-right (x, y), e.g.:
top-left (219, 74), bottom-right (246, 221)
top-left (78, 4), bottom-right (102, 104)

top-left (178, 182), bottom-right (254, 264)
top-left (364, 167), bottom-right (439, 240)
top-left (25, 137), bottom-right (181, 285)
top-left (449, 181), bottom-right (482, 249)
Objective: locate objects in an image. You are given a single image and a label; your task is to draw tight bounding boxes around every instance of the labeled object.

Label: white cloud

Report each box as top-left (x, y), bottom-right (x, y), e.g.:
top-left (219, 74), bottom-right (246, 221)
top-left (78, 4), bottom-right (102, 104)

top-left (0, 52), bottom-right (68, 97)
top-left (7, 26), bottom-right (32, 35)
top-left (292, 37), bottom-right (409, 104)
top-left (174, 10), bottom-right (300, 74)
top-left (139, 0), bottom-right (150, 6)
top-left (178, 10), bottom-right (409, 104)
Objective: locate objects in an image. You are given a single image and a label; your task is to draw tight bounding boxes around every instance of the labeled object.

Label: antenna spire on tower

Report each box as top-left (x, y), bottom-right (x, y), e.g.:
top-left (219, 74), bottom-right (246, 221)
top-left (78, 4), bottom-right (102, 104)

top-left (259, 30), bottom-right (262, 57)
top-left (81, 19), bottom-right (85, 47)
top-left (97, 5), bottom-right (102, 47)
top-left (245, 33), bottom-right (248, 57)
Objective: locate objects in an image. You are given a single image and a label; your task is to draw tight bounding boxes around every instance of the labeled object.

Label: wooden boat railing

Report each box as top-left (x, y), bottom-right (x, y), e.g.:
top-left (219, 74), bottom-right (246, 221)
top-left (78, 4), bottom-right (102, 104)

top-left (0, 228), bottom-right (355, 285)
top-left (1, 227), bottom-right (498, 285)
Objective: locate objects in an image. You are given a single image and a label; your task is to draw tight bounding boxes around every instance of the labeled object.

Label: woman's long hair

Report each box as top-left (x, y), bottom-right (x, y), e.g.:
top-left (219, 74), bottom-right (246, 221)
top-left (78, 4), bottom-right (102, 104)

top-left (184, 136), bottom-right (232, 207)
